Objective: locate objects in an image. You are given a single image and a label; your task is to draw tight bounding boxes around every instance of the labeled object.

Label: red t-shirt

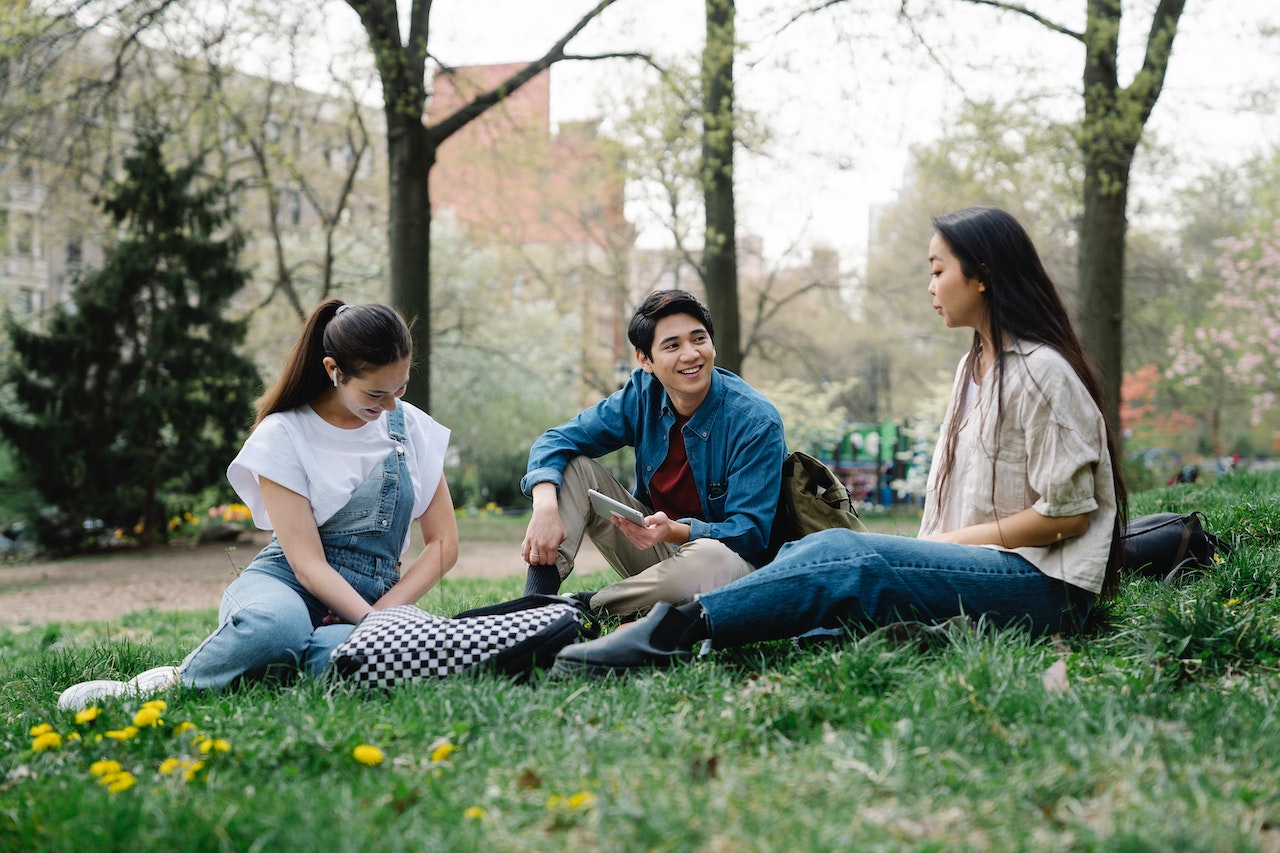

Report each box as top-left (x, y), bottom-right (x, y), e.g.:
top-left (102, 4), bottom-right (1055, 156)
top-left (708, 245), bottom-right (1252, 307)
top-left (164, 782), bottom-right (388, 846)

top-left (647, 414), bottom-right (704, 521)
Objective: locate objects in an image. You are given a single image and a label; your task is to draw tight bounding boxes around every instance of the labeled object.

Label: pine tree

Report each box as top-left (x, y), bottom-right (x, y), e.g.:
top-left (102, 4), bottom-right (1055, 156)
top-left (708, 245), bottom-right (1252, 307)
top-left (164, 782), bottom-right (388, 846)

top-left (0, 131), bottom-right (262, 549)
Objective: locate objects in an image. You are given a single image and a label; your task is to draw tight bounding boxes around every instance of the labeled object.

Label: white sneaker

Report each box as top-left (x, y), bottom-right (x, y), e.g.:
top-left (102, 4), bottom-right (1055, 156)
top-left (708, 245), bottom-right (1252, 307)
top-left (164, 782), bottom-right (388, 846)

top-left (57, 666), bottom-right (182, 710)
top-left (128, 665), bottom-right (182, 693)
top-left (57, 679), bottom-right (129, 710)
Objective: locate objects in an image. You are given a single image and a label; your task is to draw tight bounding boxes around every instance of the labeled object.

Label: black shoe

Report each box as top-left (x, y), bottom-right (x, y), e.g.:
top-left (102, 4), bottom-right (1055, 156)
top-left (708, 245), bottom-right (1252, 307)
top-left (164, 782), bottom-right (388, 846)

top-left (566, 590), bottom-right (598, 612)
top-left (552, 601), bottom-right (704, 678)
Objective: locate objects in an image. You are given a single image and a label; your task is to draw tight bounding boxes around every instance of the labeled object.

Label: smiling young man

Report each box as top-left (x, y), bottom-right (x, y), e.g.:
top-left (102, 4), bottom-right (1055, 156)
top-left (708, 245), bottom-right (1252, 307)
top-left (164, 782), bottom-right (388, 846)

top-left (519, 289), bottom-right (786, 617)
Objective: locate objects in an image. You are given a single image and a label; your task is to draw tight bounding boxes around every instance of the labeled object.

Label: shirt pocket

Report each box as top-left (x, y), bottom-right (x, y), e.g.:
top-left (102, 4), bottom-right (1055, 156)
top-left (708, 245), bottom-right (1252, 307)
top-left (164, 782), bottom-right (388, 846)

top-left (705, 482), bottom-right (728, 519)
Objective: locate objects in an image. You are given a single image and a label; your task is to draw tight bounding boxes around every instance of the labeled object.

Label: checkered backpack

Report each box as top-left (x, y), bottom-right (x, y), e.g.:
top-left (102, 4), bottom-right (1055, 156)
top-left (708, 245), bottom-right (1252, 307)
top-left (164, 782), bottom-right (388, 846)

top-left (329, 595), bottom-right (599, 689)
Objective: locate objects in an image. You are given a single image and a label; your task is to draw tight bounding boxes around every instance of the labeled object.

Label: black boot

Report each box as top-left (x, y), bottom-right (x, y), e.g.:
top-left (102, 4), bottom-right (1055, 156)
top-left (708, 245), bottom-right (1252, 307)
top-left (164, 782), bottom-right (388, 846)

top-left (523, 564), bottom-right (562, 596)
top-left (551, 601), bottom-right (708, 678)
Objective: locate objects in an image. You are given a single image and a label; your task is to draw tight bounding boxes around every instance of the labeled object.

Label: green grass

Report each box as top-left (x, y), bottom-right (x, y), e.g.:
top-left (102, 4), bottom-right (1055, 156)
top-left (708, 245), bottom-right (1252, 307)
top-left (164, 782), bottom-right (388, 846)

top-left (4, 476), bottom-right (1280, 851)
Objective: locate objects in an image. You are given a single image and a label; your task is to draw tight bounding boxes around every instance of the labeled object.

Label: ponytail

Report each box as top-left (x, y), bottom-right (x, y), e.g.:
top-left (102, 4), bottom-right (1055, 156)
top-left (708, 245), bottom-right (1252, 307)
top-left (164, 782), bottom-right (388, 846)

top-left (253, 299), bottom-right (413, 428)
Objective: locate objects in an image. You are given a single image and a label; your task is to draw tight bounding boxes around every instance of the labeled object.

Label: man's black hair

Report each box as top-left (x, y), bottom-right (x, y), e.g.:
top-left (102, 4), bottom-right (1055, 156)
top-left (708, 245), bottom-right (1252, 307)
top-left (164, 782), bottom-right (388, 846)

top-left (626, 290), bottom-right (715, 360)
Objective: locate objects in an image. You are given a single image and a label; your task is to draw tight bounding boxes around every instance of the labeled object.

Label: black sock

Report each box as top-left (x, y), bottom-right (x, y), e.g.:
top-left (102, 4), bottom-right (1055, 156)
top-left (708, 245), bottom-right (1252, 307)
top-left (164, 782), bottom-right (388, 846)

top-left (524, 564), bottom-right (562, 596)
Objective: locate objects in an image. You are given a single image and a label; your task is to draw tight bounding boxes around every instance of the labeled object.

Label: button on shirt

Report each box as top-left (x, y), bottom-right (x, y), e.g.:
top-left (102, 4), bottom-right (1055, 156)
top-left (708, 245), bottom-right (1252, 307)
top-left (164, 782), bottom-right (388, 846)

top-left (919, 340), bottom-right (1117, 594)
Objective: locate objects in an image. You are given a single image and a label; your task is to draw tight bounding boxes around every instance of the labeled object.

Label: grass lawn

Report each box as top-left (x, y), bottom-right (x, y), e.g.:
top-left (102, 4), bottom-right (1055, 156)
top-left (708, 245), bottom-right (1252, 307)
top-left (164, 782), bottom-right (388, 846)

top-left (3, 473), bottom-right (1280, 851)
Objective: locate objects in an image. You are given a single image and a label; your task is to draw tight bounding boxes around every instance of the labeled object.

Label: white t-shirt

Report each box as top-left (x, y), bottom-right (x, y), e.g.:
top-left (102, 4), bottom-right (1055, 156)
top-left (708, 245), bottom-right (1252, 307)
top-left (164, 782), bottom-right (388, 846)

top-left (226, 401), bottom-right (450, 554)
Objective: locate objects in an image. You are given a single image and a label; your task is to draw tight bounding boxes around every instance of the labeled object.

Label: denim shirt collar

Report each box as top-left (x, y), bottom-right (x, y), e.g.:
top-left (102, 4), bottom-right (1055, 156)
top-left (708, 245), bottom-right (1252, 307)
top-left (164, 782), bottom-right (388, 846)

top-left (659, 369), bottom-right (725, 442)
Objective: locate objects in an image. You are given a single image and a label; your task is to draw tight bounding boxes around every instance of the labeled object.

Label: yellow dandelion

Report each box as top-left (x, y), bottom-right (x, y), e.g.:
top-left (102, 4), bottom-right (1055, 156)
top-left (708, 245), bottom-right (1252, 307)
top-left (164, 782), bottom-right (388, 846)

top-left (142, 699), bottom-right (167, 712)
top-left (75, 706), bottom-right (102, 724)
top-left (430, 742), bottom-right (456, 763)
top-left (352, 744), bottom-right (384, 766)
top-left (567, 791), bottom-right (596, 810)
top-left (66, 732), bottom-right (81, 742)
top-left (105, 726), bottom-right (139, 741)
top-left (31, 731), bottom-right (63, 752)
top-left (90, 759), bottom-right (124, 777)
top-left (183, 760), bottom-right (205, 782)
top-left (28, 723), bottom-right (53, 737)
top-left (172, 721), bottom-right (196, 735)
top-left (198, 738), bottom-right (230, 754)
top-left (133, 707), bottom-right (164, 728)
top-left (463, 806), bottom-right (486, 820)
top-left (546, 795), bottom-right (563, 810)
top-left (158, 757), bottom-right (181, 775)
top-left (168, 516), bottom-right (181, 530)
top-left (101, 771), bottom-right (137, 793)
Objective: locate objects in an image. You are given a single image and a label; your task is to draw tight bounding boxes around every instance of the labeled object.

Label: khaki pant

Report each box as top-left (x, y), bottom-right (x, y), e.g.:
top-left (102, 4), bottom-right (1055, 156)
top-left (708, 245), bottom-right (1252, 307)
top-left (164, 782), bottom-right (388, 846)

top-left (550, 456), bottom-right (756, 617)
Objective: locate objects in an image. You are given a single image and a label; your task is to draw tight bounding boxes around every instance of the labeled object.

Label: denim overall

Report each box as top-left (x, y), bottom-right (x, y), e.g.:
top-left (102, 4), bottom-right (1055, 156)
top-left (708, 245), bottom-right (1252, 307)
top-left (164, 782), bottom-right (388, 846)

top-left (180, 406), bottom-right (415, 689)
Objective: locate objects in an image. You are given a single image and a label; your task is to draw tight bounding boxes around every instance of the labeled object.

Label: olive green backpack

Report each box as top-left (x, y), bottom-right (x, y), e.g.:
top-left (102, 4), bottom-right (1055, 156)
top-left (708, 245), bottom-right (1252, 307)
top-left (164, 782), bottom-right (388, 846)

top-left (767, 450), bottom-right (867, 558)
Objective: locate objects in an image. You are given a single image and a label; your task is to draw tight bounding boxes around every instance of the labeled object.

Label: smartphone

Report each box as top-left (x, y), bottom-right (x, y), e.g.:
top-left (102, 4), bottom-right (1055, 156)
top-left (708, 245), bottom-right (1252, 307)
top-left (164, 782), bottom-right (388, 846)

top-left (588, 489), bottom-right (647, 526)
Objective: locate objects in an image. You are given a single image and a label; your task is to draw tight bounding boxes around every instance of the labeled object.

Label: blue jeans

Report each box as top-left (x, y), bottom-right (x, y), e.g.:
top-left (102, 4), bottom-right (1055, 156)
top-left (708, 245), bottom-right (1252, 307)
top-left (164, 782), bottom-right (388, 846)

top-left (179, 407), bottom-right (414, 689)
top-left (698, 529), bottom-right (1094, 647)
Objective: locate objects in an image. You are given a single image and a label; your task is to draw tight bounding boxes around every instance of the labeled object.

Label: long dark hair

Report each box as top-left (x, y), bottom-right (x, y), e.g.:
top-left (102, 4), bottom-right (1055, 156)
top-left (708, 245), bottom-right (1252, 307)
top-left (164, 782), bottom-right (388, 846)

top-left (253, 299), bottom-right (413, 428)
top-left (930, 207), bottom-right (1128, 596)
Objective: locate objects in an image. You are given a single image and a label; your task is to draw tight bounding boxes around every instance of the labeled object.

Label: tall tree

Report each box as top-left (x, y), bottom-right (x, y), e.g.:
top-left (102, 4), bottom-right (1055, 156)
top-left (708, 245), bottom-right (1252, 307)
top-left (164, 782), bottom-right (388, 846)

top-left (343, 0), bottom-right (638, 409)
top-left (701, 0), bottom-right (741, 372)
top-left (0, 132), bottom-right (261, 548)
top-left (952, 0), bottom-right (1187, 433)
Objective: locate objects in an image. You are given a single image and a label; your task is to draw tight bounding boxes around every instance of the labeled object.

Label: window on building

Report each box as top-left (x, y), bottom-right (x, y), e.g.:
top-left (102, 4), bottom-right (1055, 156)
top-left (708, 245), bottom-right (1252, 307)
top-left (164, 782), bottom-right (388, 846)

top-left (14, 212), bottom-right (36, 256)
top-left (279, 189), bottom-right (302, 226)
top-left (16, 287), bottom-right (42, 316)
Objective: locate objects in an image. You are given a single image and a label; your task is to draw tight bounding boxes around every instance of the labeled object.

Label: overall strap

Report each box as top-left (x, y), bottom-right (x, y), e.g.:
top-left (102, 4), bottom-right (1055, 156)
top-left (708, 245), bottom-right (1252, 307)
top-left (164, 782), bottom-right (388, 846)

top-left (387, 404), bottom-right (407, 443)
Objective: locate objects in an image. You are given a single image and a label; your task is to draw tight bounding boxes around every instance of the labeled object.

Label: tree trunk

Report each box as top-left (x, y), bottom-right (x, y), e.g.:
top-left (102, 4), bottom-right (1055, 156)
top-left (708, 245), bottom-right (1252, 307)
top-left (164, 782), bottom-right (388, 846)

top-left (701, 0), bottom-right (741, 374)
top-left (348, 0), bottom-right (622, 411)
top-left (1077, 154), bottom-right (1130, 431)
top-left (387, 112), bottom-right (435, 409)
top-left (1075, 0), bottom-right (1185, 437)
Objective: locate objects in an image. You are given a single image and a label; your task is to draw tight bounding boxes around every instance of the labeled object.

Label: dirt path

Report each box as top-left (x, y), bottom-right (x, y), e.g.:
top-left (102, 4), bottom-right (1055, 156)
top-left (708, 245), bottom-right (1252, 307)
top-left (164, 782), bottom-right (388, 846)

top-left (0, 532), bottom-right (610, 628)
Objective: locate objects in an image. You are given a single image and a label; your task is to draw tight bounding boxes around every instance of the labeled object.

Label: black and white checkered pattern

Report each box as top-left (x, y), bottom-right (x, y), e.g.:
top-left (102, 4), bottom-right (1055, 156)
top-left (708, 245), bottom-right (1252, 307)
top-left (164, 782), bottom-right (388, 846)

top-left (330, 602), bottom-right (588, 689)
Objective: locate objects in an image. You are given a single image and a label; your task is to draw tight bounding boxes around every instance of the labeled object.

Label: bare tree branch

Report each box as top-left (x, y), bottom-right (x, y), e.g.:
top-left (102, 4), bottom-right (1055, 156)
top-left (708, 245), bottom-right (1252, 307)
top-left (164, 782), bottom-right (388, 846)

top-left (947, 0), bottom-right (1083, 41)
top-left (427, 0), bottom-right (624, 143)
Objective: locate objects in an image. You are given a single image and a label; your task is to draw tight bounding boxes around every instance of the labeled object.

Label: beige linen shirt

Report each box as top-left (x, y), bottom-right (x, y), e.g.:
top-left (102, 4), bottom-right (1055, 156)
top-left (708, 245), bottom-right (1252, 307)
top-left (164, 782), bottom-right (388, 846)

top-left (918, 339), bottom-right (1117, 594)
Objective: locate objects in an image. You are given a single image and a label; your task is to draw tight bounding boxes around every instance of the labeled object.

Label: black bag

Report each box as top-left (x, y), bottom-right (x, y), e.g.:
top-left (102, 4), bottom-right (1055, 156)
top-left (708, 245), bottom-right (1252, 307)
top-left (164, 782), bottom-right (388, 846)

top-left (329, 595), bottom-right (599, 688)
top-left (768, 450), bottom-right (868, 556)
top-left (1121, 511), bottom-right (1230, 584)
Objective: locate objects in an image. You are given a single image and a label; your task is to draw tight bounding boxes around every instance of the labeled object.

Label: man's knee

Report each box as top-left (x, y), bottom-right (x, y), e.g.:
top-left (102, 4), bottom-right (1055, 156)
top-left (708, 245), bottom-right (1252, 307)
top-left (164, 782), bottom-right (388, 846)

top-left (675, 539), bottom-right (754, 580)
top-left (680, 535), bottom-right (747, 568)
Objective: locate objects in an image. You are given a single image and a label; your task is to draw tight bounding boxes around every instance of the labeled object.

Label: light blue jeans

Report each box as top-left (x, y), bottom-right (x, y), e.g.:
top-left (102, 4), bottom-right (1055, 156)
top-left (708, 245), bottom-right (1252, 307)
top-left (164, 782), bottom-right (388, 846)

top-left (179, 408), bottom-right (414, 689)
top-left (698, 529), bottom-right (1095, 647)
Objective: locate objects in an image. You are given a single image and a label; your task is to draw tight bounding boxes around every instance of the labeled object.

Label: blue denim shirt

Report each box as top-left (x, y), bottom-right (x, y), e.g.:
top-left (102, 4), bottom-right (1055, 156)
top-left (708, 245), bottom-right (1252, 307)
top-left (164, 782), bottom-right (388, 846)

top-left (521, 367), bottom-right (785, 566)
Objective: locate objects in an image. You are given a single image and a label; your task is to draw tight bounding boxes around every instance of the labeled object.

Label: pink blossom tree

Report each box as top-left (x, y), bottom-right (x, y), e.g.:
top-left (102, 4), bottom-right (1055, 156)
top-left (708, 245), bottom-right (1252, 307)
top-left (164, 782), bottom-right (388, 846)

top-left (1165, 221), bottom-right (1280, 452)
